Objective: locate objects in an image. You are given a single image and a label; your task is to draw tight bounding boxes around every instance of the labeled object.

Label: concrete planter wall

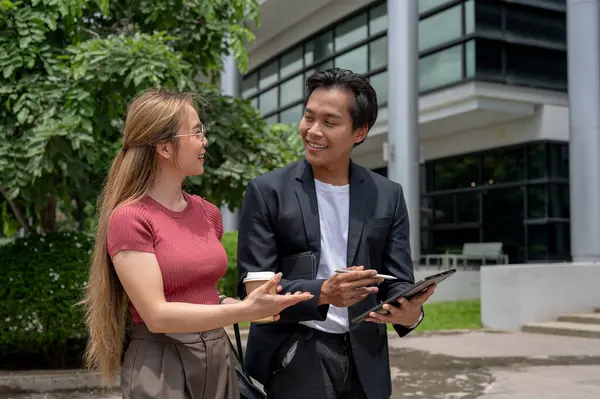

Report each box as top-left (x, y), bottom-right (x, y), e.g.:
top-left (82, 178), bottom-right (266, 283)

top-left (481, 262), bottom-right (600, 330)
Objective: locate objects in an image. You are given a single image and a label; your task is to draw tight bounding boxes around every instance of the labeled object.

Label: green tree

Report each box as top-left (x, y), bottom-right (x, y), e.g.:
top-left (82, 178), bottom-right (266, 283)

top-left (0, 0), bottom-right (302, 235)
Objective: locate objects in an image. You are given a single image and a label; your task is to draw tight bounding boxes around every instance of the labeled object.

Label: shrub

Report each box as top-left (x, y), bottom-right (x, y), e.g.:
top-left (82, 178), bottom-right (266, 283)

top-left (0, 232), bottom-right (92, 368)
top-left (219, 231), bottom-right (239, 299)
top-left (0, 230), bottom-right (242, 369)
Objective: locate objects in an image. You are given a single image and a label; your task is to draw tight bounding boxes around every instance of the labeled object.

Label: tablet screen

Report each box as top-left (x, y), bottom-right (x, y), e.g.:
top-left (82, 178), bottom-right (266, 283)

top-left (350, 268), bottom-right (456, 324)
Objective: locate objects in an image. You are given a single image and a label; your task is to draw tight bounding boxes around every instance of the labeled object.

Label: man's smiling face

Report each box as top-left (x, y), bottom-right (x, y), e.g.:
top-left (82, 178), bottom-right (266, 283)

top-left (299, 87), bottom-right (367, 167)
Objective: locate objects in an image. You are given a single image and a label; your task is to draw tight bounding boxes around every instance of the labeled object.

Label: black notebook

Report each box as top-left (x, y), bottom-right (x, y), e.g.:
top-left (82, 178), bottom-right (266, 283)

top-left (280, 251), bottom-right (317, 280)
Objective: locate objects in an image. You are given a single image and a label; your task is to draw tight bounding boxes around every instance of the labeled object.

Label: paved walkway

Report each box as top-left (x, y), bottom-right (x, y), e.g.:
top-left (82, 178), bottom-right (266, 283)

top-left (387, 330), bottom-right (600, 398)
top-left (2, 330), bottom-right (600, 398)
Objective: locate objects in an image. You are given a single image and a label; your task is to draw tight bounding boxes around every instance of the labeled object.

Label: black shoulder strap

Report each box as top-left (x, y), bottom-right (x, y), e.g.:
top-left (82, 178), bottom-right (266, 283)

top-left (233, 322), bottom-right (244, 364)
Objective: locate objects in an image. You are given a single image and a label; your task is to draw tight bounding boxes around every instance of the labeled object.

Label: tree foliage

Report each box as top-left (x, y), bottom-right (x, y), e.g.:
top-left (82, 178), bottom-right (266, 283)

top-left (0, 0), bottom-right (303, 234)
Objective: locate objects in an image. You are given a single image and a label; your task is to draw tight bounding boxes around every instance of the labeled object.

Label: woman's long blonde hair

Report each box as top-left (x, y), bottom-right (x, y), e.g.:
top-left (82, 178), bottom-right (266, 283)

top-left (81, 88), bottom-right (199, 384)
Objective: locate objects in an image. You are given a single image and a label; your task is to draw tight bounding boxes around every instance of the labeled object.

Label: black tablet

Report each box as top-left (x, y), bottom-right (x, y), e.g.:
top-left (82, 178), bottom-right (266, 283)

top-left (350, 268), bottom-right (457, 324)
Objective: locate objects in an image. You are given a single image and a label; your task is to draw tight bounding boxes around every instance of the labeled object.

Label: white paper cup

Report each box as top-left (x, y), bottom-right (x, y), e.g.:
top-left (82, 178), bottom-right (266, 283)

top-left (243, 271), bottom-right (277, 323)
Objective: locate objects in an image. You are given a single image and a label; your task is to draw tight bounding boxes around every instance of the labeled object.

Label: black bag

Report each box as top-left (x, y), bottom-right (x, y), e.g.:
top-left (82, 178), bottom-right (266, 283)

top-left (228, 323), bottom-right (267, 399)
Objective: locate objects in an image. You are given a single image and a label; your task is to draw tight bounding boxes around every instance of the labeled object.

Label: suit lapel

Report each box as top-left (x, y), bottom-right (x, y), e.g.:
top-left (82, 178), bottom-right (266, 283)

top-left (346, 162), bottom-right (367, 267)
top-left (294, 160), bottom-right (321, 255)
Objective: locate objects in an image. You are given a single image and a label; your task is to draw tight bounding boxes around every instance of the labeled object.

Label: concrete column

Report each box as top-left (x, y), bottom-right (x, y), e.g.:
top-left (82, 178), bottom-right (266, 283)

top-left (567, 0), bottom-right (600, 261)
top-left (220, 52), bottom-right (240, 232)
top-left (386, 0), bottom-right (421, 263)
top-left (220, 51), bottom-right (239, 97)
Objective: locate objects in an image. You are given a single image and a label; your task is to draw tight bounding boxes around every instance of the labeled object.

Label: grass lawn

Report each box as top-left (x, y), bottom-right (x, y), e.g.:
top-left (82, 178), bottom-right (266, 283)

top-left (235, 299), bottom-right (481, 332)
top-left (393, 299), bottom-right (482, 332)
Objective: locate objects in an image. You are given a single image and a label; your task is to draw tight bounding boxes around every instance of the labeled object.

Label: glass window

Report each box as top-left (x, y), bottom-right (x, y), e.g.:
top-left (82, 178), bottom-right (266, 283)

top-left (280, 46), bottom-right (303, 78)
top-left (249, 97), bottom-right (258, 109)
top-left (279, 74), bottom-right (304, 107)
top-left (527, 223), bottom-right (570, 261)
top-left (474, 39), bottom-right (502, 79)
top-left (431, 228), bottom-right (480, 254)
top-left (259, 61), bottom-right (278, 89)
top-left (505, 6), bottom-right (566, 48)
top-left (419, 0), bottom-right (451, 14)
top-left (456, 192), bottom-right (480, 222)
top-left (280, 104), bottom-right (304, 125)
top-left (421, 228), bottom-right (432, 254)
top-left (369, 3), bottom-right (387, 35)
top-left (535, 0), bottom-right (567, 7)
top-left (548, 142), bottom-right (569, 178)
top-left (528, 158), bottom-right (568, 221)
top-left (483, 188), bottom-right (525, 229)
top-left (527, 142), bottom-right (548, 179)
top-left (423, 142), bottom-right (570, 264)
top-left (421, 196), bottom-right (433, 229)
top-left (265, 114), bottom-right (278, 125)
top-left (433, 154), bottom-right (480, 190)
top-left (305, 59), bottom-right (334, 81)
top-left (305, 68), bottom-right (316, 80)
top-left (425, 163), bottom-right (436, 192)
top-left (370, 71), bottom-right (388, 105)
top-left (334, 45), bottom-right (368, 75)
top-left (432, 195), bottom-right (454, 224)
top-left (369, 36), bottom-right (387, 71)
top-left (419, 45), bottom-right (463, 91)
top-left (505, 44), bottom-right (567, 89)
top-left (335, 13), bottom-right (368, 51)
top-left (527, 185), bottom-right (547, 219)
top-left (482, 187), bottom-right (525, 263)
top-left (465, 0), bottom-right (475, 35)
top-left (420, 164), bottom-right (427, 195)
top-left (548, 184), bottom-right (569, 218)
top-left (419, 5), bottom-right (462, 51)
top-left (305, 31), bottom-right (334, 65)
top-left (241, 73), bottom-right (258, 98)
top-left (465, 40), bottom-right (475, 77)
top-left (483, 147), bottom-right (525, 183)
top-left (473, 1), bottom-right (502, 37)
top-left (259, 87), bottom-right (278, 114)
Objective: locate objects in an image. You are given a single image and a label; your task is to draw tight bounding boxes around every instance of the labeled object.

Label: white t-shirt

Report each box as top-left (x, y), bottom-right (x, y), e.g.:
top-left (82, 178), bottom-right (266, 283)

top-left (301, 179), bottom-right (350, 334)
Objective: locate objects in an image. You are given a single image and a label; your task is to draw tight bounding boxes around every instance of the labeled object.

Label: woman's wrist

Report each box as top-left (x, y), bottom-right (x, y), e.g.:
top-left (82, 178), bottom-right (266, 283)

top-left (219, 294), bottom-right (256, 321)
top-left (221, 297), bottom-right (241, 305)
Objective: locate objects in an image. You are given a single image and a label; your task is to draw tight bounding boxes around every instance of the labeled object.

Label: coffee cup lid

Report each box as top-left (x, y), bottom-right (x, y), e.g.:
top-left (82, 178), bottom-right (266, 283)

top-left (243, 271), bottom-right (276, 282)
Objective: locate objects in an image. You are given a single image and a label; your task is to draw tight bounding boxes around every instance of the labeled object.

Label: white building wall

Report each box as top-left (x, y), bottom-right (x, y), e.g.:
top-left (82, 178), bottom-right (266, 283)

top-left (350, 101), bottom-right (569, 168)
top-left (421, 104), bottom-right (569, 161)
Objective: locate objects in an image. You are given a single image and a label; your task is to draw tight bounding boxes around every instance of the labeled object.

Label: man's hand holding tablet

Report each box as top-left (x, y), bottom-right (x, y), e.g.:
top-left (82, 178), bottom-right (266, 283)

top-left (350, 268), bottom-right (457, 325)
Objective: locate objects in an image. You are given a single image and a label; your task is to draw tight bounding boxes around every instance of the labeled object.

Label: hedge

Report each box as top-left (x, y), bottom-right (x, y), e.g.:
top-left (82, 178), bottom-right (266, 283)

top-left (0, 230), bottom-right (241, 369)
top-left (0, 232), bottom-right (92, 368)
top-left (218, 231), bottom-right (239, 298)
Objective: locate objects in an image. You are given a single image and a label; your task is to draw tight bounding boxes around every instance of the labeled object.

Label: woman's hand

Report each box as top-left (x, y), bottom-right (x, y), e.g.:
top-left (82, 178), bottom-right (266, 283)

top-left (244, 272), bottom-right (313, 321)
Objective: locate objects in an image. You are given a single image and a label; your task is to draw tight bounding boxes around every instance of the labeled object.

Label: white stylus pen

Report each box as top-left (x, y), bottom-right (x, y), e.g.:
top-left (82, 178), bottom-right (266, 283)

top-left (334, 269), bottom-right (397, 280)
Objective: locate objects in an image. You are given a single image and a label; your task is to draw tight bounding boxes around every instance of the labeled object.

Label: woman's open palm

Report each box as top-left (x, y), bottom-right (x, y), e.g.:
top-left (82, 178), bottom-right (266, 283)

top-left (245, 273), bottom-right (313, 321)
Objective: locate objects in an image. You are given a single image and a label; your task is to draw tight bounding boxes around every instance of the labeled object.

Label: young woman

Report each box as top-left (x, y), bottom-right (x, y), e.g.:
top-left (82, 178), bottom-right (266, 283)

top-left (81, 88), bottom-right (312, 398)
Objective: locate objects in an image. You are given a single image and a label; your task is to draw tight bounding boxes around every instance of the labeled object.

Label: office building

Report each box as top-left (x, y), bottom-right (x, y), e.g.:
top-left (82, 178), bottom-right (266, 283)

top-left (231, 0), bottom-right (574, 264)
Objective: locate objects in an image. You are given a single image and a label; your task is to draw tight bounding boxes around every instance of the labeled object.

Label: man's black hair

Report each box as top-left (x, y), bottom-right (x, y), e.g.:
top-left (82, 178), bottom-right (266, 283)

top-left (304, 68), bottom-right (378, 145)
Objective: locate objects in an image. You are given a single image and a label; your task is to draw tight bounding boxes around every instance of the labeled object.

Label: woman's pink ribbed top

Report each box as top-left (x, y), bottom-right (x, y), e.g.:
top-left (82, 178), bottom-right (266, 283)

top-left (106, 191), bottom-right (228, 324)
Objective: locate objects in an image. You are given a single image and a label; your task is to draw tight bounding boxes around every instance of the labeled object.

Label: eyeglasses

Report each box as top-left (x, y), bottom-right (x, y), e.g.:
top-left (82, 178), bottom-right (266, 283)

top-left (174, 123), bottom-right (207, 140)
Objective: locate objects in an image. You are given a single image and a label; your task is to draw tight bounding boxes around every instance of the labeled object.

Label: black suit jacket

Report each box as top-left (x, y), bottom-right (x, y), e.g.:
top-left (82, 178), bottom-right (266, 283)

top-left (236, 159), bottom-right (420, 399)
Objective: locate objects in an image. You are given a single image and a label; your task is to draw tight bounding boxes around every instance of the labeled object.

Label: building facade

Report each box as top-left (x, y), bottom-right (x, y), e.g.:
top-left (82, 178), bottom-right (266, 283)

top-left (236, 0), bottom-right (572, 264)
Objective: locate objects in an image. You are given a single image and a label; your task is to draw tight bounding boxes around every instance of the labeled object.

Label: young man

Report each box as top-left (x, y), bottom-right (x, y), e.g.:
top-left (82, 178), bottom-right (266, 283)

top-left (236, 68), bottom-right (435, 399)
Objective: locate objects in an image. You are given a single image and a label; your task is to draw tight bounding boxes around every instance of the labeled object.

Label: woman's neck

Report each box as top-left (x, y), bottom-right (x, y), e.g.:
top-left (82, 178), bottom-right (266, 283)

top-left (146, 168), bottom-right (186, 211)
